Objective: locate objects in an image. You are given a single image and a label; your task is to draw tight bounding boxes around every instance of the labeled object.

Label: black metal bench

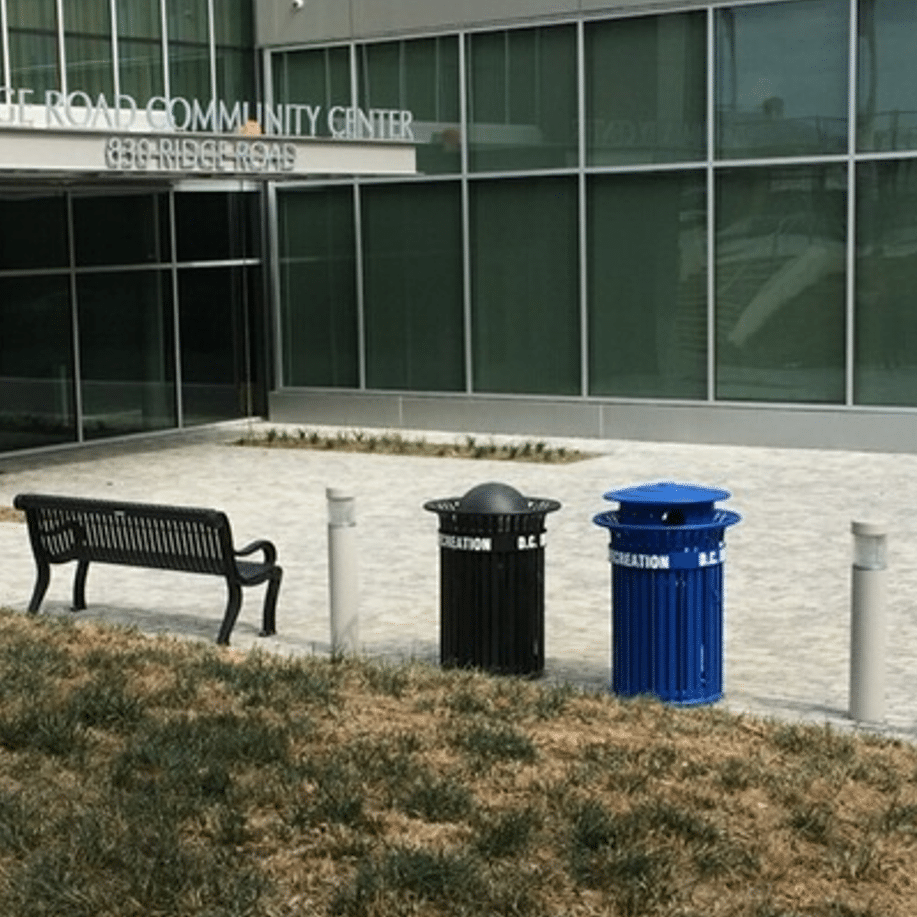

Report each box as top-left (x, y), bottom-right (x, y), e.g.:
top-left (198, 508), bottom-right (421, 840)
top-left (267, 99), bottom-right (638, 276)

top-left (13, 493), bottom-right (282, 646)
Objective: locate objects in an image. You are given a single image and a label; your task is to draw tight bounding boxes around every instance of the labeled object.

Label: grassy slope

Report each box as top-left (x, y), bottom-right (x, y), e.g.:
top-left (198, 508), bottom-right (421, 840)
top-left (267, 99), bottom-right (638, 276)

top-left (0, 609), bottom-right (914, 917)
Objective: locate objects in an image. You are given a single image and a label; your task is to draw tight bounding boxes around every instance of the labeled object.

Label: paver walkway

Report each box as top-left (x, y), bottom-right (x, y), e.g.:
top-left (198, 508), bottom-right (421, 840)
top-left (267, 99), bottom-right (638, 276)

top-left (1, 421), bottom-right (914, 739)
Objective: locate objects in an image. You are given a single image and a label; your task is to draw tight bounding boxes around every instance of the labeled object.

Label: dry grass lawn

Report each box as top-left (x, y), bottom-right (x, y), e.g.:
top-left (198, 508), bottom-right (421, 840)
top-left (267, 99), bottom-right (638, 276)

top-left (0, 609), bottom-right (914, 916)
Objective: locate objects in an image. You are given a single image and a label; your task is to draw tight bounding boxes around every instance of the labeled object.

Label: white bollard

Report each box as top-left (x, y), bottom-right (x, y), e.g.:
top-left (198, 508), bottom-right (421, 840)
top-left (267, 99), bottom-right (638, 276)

top-left (327, 487), bottom-right (358, 656)
top-left (849, 521), bottom-right (887, 724)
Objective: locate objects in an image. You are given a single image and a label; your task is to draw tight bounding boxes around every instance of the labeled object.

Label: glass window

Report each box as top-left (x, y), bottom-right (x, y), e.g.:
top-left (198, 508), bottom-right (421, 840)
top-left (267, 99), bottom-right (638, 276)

top-left (73, 193), bottom-right (170, 266)
top-left (715, 164), bottom-right (847, 403)
top-left (0, 275), bottom-right (75, 452)
top-left (78, 270), bottom-right (176, 439)
top-left (362, 183), bottom-right (464, 391)
top-left (467, 25), bottom-right (577, 172)
top-left (216, 47), bottom-right (255, 103)
top-left (589, 172), bottom-right (707, 398)
top-left (586, 12), bottom-right (706, 166)
top-left (855, 160), bottom-right (917, 405)
top-left (7, 0), bottom-right (60, 96)
top-left (62, 0), bottom-right (114, 97)
top-left (167, 0), bottom-right (211, 101)
top-left (116, 2), bottom-right (165, 104)
top-left (358, 37), bottom-right (460, 174)
top-left (178, 266), bottom-right (258, 425)
top-left (715, 0), bottom-right (849, 159)
top-left (470, 178), bottom-right (580, 395)
top-left (272, 47), bottom-right (350, 137)
top-left (0, 193), bottom-right (68, 270)
top-left (858, 0), bottom-right (917, 152)
top-left (174, 191), bottom-right (260, 262)
top-left (278, 188), bottom-right (358, 387)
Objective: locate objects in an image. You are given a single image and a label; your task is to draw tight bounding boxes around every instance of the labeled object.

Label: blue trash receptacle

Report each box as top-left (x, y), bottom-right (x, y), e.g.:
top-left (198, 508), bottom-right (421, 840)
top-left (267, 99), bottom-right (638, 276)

top-left (593, 482), bottom-right (740, 705)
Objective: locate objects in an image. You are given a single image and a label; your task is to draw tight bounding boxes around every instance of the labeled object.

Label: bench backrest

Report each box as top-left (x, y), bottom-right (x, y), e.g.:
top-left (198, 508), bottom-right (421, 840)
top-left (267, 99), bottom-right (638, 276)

top-left (14, 494), bottom-right (235, 577)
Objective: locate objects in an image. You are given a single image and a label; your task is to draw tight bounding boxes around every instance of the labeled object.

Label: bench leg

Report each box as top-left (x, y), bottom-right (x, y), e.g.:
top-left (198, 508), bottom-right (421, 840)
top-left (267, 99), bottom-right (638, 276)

top-left (259, 567), bottom-right (282, 638)
top-left (26, 560), bottom-right (51, 613)
top-left (72, 560), bottom-right (89, 611)
top-left (217, 582), bottom-right (243, 646)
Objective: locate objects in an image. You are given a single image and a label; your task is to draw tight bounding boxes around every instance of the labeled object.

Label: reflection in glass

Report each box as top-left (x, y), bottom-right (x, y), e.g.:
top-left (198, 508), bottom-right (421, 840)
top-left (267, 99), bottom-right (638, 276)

top-left (278, 188), bottom-right (358, 387)
top-left (715, 0), bottom-right (848, 159)
top-left (589, 173), bottom-right (707, 398)
top-left (858, 0), bottom-right (917, 152)
top-left (179, 267), bottom-right (259, 425)
top-left (168, 0), bottom-right (211, 101)
top-left (7, 0), bottom-right (60, 96)
top-left (471, 178), bottom-right (580, 395)
top-left (856, 160), bottom-right (917, 405)
top-left (0, 193), bottom-right (68, 270)
top-left (73, 194), bottom-right (169, 266)
top-left (62, 0), bottom-right (114, 97)
top-left (467, 26), bottom-right (577, 172)
top-left (358, 37), bottom-right (460, 174)
top-left (586, 12), bottom-right (706, 166)
top-left (116, 3), bottom-right (164, 103)
top-left (175, 192), bottom-right (259, 262)
top-left (0, 276), bottom-right (75, 452)
top-left (362, 183), bottom-right (464, 391)
top-left (272, 47), bottom-right (351, 135)
top-left (715, 165), bottom-right (846, 403)
top-left (78, 271), bottom-right (176, 439)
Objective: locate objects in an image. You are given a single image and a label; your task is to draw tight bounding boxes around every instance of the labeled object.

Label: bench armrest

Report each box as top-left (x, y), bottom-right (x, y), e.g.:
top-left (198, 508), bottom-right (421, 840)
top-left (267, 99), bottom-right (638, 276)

top-left (234, 539), bottom-right (277, 566)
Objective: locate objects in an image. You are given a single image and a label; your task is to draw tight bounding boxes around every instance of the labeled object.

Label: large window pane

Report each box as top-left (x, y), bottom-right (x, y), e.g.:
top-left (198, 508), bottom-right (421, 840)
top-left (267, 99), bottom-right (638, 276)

top-left (167, 0), bottom-right (210, 101)
top-left (855, 160), bottom-right (917, 404)
top-left (358, 37), bottom-right (460, 174)
top-left (179, 266), bottom-right (257, 424)
top-left (117, 3), bottom-right (164, 104)
top-left (586, 13), bottom-right (706, 166)
top-left (279, 188), bottom-right (358, 387)
top-left (0, 192), bottom-right (68, 270)
top-left (362, 183), bottom-right (464, 391)
top-left (62, 0), bottom-right (114, 97)
top-left (174, 191), bottom-right (259, 262)
top-left (7, 0), bottom-right (59, 96)
top-left (715, 0), bottom-right (849, 159)
top-left (73, 193), bottom-right (170, 266)
top-left (589, 173), bottom-right (707, 398)
top-left (715, 165), bottom-right (846, 403)
top-left (78, 271), bottom-right (176, 439)
top-left (470, 178), bottom-right (579, 395)
top-left (467, 26), bottom-right (577, 172)
top-left (272, 47), bottom-right (350, 136)
top-left (858, 1), bottom-right (917, 152)
top-left (0, 275), bottom-right (75, 452)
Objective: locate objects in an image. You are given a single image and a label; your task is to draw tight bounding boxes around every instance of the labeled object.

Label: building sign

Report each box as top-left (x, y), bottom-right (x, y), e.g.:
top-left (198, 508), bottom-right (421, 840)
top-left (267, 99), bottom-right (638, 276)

top-left (0, 88), bottom-right (416, 179)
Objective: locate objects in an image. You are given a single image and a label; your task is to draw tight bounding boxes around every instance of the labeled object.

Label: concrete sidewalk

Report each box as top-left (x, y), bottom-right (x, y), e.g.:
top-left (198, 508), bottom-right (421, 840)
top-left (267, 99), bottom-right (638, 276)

top-left (1, 421), bottom-right (915, 740)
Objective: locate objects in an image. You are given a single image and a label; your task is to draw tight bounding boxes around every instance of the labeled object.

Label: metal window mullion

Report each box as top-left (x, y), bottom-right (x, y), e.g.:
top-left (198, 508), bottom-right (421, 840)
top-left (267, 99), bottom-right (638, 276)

top-left (846, 0), bottom-right (858, 408)
top-left (459, 32), bottom-right (473, 394)
top-left (109, 0), bottom-right (119, 99)
top-left (169, 191), bottom-right (183, 427)
top-left (707, 6), bottom-right (716, 404)
top-left (207, 0), bottom-right (216, 104)
top-left (0, 0), bottom-right (9, 95)
top-left (160, 0), bottom-right (170, 98)
top-left (354, 182), bottom-right (366, 390)
top-left (56, 0), bottom-right (66, 94)
top-left (66, 193), bottom-right (84, 442)
top-left (577, 19), bottom-right (588, 399)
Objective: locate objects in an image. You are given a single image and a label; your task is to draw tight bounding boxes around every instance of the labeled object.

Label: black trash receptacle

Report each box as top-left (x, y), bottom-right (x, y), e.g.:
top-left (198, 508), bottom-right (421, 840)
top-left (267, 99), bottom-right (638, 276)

top-left (425, 482), bottom-right (560, 676)
top-left (593, 482), bottom-right (740, 705)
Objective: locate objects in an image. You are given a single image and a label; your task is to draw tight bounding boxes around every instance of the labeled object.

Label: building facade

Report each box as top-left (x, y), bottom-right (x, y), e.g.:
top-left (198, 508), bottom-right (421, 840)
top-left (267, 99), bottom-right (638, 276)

top-left (4, 1), bottom-right (917, 454)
